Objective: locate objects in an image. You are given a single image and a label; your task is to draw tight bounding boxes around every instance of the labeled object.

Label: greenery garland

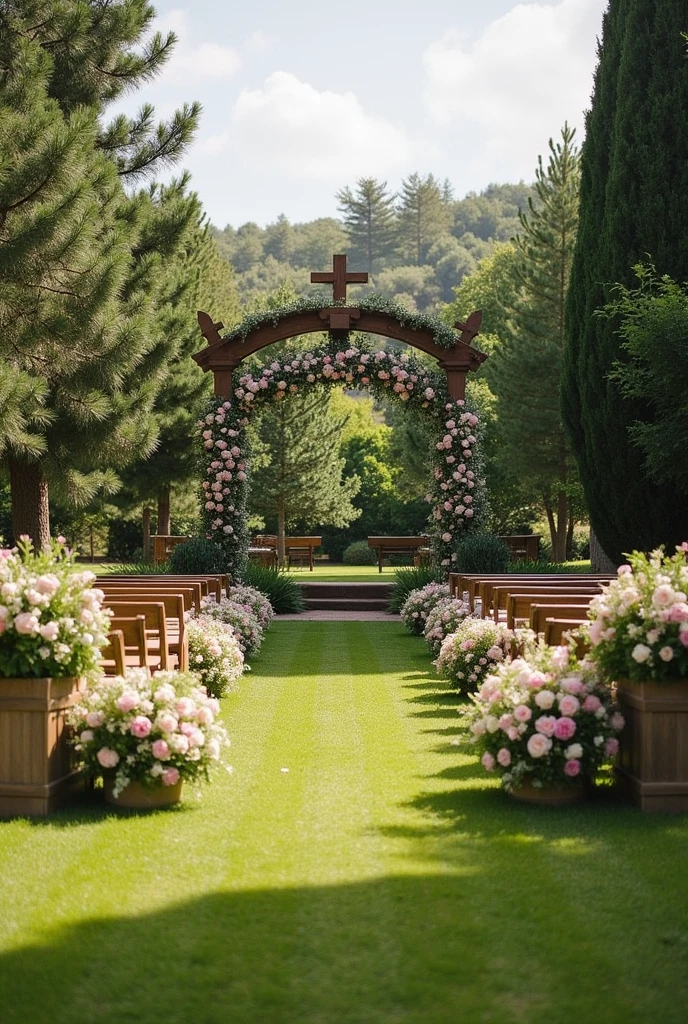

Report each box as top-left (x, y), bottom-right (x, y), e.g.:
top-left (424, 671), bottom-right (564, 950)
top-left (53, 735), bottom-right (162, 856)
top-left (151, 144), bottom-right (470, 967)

top-left (219, 294), bottom-right (460, 350)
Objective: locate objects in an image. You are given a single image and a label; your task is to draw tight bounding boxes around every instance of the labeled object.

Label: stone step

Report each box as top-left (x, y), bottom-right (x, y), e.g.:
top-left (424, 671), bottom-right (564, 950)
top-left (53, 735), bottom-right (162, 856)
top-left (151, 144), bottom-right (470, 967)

top-left (299, 582), bottom-right (393, 600)
top-left (303, 597), bottom-right (392, 612)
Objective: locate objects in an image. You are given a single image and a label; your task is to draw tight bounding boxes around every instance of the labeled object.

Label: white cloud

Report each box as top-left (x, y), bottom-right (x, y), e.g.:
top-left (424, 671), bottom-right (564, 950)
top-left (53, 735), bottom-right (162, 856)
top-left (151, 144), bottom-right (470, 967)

top-left (423, 0), bottom-right (605, 175)
top-left (155, 9), bottom-right (242, 81)
top-left (243, 30), bottom-right (272, 55)
top-left (226, 71), bottom-right (418, 181)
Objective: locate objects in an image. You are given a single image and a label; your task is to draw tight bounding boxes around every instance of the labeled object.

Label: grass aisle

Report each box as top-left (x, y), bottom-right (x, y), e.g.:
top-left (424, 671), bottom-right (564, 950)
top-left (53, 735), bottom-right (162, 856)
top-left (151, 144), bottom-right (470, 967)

top-left (1, 622), bottom-right (687, 1023)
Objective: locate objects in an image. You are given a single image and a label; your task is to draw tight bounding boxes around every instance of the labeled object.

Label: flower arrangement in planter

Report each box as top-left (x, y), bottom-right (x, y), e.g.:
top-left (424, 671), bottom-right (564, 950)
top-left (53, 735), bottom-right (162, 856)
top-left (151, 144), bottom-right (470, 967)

top-left (400, 583), bottom-right (451, 635)
top-left (463, 644), bottom-right (624, 800)
top-left (226, 585), bottom-right (274, 629)
top-left (0, 536), bottom-right (112, 817)
top-left (69, 668), bottom-right (229, 806)
top-left (0, 536), bottom-right (110, 680)
top-left (435, 617), bottom-right (514, 692)
top-left (423, 597), bottom-right (470, 653)
top-left (187, 618), bottom-right (245, 698)
top-left (588, 545), bottom-right (688, 680)
top-left (201, 597), bottom-right (264, 655)
top-left (586, 544), bottom-right (688, 811)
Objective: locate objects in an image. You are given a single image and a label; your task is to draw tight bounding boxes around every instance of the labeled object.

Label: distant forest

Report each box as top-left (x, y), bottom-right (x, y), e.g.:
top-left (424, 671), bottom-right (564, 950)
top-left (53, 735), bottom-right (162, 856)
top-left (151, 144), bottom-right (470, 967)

top-left (210, 175), bottom-right (535, 313)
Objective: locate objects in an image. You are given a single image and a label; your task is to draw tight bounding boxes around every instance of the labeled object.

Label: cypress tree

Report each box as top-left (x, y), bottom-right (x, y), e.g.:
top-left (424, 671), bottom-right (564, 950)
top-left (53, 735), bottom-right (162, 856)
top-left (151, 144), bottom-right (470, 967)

top-left (562, 0), bottom-right (688, 562)
top-left (336, 178), bottom-right (398, 274)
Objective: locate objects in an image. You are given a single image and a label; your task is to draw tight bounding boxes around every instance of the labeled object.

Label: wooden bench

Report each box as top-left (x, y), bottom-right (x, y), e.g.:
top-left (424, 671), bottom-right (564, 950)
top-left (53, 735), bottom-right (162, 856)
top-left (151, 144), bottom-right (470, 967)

top-left (251, 536), bottom-right (322, 570)
top-left (149, 535), bottom-right (191, 565)
top-left (498, 535), bottom-right (542, 561)
top-left (367, 536), bottom-right (431, 573)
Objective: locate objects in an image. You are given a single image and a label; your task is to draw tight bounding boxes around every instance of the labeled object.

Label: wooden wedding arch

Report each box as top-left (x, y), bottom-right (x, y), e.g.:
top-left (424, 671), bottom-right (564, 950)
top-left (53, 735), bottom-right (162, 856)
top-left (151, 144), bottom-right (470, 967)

top-left (192, 255), bottom-right (486, 398)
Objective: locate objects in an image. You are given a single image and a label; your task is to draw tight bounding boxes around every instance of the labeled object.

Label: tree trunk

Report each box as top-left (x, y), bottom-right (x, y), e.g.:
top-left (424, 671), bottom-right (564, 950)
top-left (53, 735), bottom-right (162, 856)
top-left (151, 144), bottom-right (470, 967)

top-left (277, 499), bottom-right (286, 568)
top-left (157, 485), bottom-right (171, 536)
top-left (142, 507), bottom-right (151, 563)
top-left (566, 510), bottom-right (575, 560)
top-left (8, 457), bottom-right (50, 550)
top-left (590, 528), bottom-right (617, 573)
top-left (553, 490), bottom-right (568, 563)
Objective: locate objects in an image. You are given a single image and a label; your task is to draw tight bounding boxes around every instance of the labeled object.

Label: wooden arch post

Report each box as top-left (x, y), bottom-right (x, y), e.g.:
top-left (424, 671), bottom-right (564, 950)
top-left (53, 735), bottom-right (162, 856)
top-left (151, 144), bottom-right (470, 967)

top-left (194, 255), bottom-right (487, 399)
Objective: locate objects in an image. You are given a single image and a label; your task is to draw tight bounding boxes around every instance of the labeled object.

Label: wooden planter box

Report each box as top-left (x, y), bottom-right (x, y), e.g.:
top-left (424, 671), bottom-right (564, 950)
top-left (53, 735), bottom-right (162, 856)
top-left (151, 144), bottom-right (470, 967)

top-left (615, 678), bottom-right (688, 813)
top-left (0, 676), bottom-right (85, 817)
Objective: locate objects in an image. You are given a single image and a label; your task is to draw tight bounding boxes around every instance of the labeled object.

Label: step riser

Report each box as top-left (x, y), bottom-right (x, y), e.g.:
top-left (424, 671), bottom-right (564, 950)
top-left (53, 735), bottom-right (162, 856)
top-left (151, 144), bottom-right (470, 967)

top-left (299, 584), bottom-right (393, 599)
top-left (304, 599), bottom-right (392, 611)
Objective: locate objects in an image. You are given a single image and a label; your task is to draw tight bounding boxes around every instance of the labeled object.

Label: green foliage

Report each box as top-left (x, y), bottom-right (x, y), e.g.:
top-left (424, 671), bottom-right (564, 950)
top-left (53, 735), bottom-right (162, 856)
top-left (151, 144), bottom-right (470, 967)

top-left (342, 541), bottom-right (378, 566)
top-left (489, 124), bottom-right (583, 562)
top-left (599, 266), bottom-right (688, 493)
top-left (388, 566), bottom-right (443, 613)
top-left (455, 533), bottom-right (510, 573)
top-left (169, 538), bottom-right (226, 574)
top-left (563, 0), bottom-right (688, 563)
top-left (241, 564), bottom-right (305, 614)
top-left (397, 173), bottom-right (453, 265)
top-left (507, 559), bottom-right (592, 574)
top-left (337, 178), bottom-right (398, 274)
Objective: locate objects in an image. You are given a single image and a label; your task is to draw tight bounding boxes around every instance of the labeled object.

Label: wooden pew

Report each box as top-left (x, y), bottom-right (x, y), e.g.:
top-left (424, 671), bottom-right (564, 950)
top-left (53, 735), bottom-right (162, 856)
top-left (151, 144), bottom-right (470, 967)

top-left (105, 602), bottom-right (171, 671)
top-left (108, 615), bottom-right (150, 671)
top-left (100, 574), bottom-right (228, 601)
top-left (102, 591), bottom-right (188, 671)
top-left (529, 603), bottom-right (592, 633)
top-left (367, 536), bottom-right (431, 573)
top-left (506, 593), bottom-right (595, 629)
top-left (100, 629), bottom-right (126, 677)
top-left (492, 583), bottom-right (603, 622)
top-left (99, 580), bottom-right (203, 613)
top-left (544, 618), bottom-right (591, 648)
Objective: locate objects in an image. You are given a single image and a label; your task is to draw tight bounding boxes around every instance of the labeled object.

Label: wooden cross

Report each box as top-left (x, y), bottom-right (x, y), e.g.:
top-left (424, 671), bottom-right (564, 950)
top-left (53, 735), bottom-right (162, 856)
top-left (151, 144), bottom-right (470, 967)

top-left (311, 254), bottom-right (368, 302)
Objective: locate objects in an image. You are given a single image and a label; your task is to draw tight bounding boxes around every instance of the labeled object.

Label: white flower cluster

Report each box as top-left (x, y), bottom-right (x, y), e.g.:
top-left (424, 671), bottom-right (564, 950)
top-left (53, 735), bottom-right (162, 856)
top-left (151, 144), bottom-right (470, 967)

top-left (0, 537), bottom-right (111, 679)
top-left (423, 597), bottom-right (470, 653)
top-left (400, 583), bottom-right (451, 635)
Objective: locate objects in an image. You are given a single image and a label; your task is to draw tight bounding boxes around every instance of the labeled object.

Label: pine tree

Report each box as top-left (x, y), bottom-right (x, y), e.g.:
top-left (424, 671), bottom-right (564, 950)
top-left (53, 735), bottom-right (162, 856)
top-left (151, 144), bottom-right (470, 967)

top-left (0, 1), bottom-right (201, 546)
top-left (562, 0), bottom-right (688, 563)
top-left (490, 125), bottom-right (582, 561)
top-left (336, 178), bottom-right (398, 274)
top-left (397, 173), bottom-right (453, 265)
top-left (249, 390), bottom-right (361, 564)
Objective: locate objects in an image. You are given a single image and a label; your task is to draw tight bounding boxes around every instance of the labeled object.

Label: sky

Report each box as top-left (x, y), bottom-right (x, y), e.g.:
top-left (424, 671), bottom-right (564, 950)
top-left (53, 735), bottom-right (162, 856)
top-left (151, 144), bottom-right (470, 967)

top-left (118, 0), bottom-right (608, 228)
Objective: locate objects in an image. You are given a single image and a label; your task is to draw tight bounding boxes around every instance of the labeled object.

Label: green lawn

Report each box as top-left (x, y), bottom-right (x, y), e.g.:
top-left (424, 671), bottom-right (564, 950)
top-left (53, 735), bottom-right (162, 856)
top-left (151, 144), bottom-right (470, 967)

top-left (2, 622), bottom-right (686, 1023)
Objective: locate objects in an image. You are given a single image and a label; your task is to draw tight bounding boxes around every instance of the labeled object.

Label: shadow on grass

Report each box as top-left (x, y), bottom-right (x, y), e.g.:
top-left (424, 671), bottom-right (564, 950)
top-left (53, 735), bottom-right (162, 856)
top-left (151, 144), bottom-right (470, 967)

top-left (2, 870), bottom-right (686, 1024)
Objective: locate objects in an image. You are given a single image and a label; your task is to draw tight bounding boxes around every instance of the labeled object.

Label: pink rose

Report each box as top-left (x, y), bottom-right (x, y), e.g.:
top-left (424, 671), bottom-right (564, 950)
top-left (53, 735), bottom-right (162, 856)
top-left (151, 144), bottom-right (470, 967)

top-left (130, 715), bottom-right (152, 739)
top-left (151, 739), bottom-right (170, 760)
top-left (176, 697), bottom-right (195, 717)
top-left (659, 646), bottom-right (675, 662)
top-left (13, 612), bottom-right (38, 635)
top-left (497, 747), bottom-right (511, 767)
top-left (156, 712), bottom-right (178, 733)
top-left (481, 752), bottom-right (496, 772)
top-left (560, 677), bottom-right (584, 694)
top-left (96, 747), bottom-right (120, 768)
top-left (553, 717), bottom-right (576, 741)
top-left (513, 704), bottom-right (532, 723)
top-left (564, 759), bottom-right (581, 777)
top-left (527, 733), bottom-right (552, 758)
top-left (582, 695), bottom-right (602, 713)
top-left (161, 767), bottom-right (180, 787)
top-left (116, 692), bottom-right (139, 713)
top-left (610, 713), bottom-right (625, 732)
top-left (604, 738), bottom-right (619, 757)
top-left (86, 711), bottom-right (105, 728)
top-left (507, 726), bottom-right (520, 741)
top-left (559, 694), bottom-right (580, 716)
top-left (535, 715), bottom-right (556, 737)
top-left (528, 672), bottom-right (547, 688)
top-left (498, 714), bottom-right (513, 730)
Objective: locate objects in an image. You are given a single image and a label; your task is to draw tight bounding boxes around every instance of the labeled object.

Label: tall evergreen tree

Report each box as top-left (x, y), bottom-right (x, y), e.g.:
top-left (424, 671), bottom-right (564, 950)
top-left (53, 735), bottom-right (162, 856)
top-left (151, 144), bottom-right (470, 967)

top-left (0, 0), bottom-right (201, 546)
top-left (397, 173), bottom-right (453, 265)
top-left (249, 390), bottom-right (361, 564)
top-left (490, 125), bottom-right (582, 561)
top-left (562, 1), bottom-right (688, 563)
top-left (336, 178), bottom-right (397, 274)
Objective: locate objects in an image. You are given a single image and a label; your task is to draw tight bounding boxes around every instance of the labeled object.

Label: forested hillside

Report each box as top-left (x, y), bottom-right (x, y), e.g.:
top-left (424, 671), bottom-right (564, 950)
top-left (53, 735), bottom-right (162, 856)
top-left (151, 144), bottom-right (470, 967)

top-left (211, 177), bottom-right (535, 311)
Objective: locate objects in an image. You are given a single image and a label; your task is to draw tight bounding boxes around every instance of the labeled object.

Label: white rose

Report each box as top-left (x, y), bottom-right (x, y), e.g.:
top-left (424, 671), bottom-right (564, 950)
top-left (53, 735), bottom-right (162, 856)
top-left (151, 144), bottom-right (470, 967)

top-left (631, 643), bottom-right (652, 663)
top-left (485, 716), bottom-right (500, 733)
top-left (534, 690), bottom-right (555, 710)
top-left (564, 743), bottom-right (583, 760)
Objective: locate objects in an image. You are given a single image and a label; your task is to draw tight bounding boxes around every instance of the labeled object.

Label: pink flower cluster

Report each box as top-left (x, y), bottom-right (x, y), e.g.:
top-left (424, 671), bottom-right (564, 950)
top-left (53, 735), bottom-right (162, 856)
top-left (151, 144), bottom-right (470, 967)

top-left (464, 644), bottom-right (624, 793)
top-left (198, 341), bottom-right (482, 573)
top-left (68, 668), bottom-right (229, 799)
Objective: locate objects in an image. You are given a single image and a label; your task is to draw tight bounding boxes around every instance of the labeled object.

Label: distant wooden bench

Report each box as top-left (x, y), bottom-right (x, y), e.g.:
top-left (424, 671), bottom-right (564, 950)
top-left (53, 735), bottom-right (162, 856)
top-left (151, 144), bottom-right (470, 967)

top-left (251, 535), bottom-right (322, 571)
top-left (149, 535), bottom-right (191, 565)
top-left (367, 536), bottom-right (431, 573)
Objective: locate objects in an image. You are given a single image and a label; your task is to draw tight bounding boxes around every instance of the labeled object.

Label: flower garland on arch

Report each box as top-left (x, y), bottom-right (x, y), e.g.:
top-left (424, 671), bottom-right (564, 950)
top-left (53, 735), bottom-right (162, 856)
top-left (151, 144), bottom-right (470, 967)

top-left (198, 340), bottom-right (485, 579)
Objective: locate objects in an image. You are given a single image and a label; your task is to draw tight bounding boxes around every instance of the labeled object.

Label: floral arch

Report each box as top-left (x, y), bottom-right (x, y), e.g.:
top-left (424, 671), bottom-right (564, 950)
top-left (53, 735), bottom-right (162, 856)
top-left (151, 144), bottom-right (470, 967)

top-left (192, 257), bottom-right (488, 578)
